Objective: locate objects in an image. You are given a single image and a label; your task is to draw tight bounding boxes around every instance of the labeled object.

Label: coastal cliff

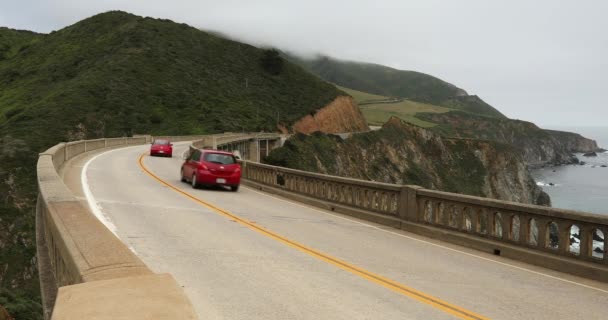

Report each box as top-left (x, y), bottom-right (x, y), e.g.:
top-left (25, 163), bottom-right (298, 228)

top-left (266, 117), bottom-right (550, 205)
top-left (291, 96), bottom-right (369, 134)
top-left (417, 111), bottom-right (600, 167)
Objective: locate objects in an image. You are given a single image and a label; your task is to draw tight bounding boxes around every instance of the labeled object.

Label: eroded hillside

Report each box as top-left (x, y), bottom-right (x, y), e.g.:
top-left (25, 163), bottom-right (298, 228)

top-left (418, 111), bottom-right (600, 167)
top-left (266, 117), bottom-right (550, 206)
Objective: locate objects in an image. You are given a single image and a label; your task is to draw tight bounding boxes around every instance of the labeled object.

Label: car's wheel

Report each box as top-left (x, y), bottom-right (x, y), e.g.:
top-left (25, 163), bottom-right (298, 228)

top-left (230, 185), bottom-right (239, 192)
top-left (191, 174), bottom-right (198, 189)
top-left (180, 168), bottom-right (186, 182)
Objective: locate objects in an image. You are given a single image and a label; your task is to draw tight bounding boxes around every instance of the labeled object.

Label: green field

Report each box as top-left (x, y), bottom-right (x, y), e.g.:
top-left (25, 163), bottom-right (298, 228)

top-left (336, 85), bottom-right (388, 103)
top-left (338, 85), bottom-right (450, 127)
top-left (360, 101), bottom-right (450, 127)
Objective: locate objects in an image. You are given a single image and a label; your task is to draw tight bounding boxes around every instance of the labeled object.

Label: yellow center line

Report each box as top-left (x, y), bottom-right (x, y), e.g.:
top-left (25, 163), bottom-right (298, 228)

top-left (138, 154), bottom-right (490, 320)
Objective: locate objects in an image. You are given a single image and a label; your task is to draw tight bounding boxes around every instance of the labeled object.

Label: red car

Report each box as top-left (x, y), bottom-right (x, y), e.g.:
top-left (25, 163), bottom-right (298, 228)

top-left (150, 139), bottom-right (173, 157)
top-left (181, 149), bottom-right (241, 191)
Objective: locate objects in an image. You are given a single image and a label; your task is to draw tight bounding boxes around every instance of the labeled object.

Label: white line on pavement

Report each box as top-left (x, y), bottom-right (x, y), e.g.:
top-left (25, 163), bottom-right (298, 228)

top-left (82, 149), bottom-right (123, 236)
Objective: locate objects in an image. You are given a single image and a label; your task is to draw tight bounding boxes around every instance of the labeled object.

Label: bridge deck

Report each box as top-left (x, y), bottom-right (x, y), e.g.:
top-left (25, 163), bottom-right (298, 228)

top-left (65, 143), bottom-right (608, 320)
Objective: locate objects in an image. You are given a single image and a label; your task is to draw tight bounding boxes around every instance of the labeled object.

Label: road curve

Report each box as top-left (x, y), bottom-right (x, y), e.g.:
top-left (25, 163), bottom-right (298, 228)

top-left (69, 143), bottom-right (608, 320)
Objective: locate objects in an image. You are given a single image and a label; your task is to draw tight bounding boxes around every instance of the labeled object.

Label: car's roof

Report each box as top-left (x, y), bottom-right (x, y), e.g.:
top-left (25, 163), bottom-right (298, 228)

top-left (200, 149), bottom-right (235, 156)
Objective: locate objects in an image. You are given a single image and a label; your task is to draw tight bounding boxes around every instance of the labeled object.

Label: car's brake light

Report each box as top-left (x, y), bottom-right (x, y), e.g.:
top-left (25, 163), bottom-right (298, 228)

top-left (235, 166), bottom-right (241, 173)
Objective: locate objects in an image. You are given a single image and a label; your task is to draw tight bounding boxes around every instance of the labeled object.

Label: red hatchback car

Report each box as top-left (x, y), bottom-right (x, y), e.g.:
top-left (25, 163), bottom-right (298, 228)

top-left (150, 139), bottom-right (173, 157)
top-left (181, 149), bottom-right (241, 191)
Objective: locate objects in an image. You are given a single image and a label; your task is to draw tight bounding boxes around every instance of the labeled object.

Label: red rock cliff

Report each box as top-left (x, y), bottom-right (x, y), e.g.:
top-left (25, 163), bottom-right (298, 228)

top-left (292, 96), bottom-right (369, 134)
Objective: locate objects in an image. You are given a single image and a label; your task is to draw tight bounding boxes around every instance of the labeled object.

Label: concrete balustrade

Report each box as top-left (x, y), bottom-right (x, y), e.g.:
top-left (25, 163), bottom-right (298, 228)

top-left (228, 157), bottom-right (608, 282)
top-left (37, 135), bottom-right (197, 320)
top-left (36, 131), bottom-right (608, 319)
top-left (416, 190), bottom-right (608, 264)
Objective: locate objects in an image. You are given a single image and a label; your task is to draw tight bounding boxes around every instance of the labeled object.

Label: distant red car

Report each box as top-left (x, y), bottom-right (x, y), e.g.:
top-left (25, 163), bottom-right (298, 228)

top-left (181, 149), bottom-right (241, 191)
top-left (150, 139), bottom-right (173, 157)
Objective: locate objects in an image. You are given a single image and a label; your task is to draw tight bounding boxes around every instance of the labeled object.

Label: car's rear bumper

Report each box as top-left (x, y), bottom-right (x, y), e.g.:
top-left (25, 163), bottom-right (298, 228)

top-left (150, 150), bottom-right (173, 156)
top-left (196, 172), bottom-right (240, 186)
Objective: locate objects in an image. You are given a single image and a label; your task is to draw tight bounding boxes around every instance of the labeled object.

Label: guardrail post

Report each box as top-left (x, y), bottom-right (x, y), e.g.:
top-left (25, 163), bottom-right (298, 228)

top-left (399, 185), bottom-right (422, 222)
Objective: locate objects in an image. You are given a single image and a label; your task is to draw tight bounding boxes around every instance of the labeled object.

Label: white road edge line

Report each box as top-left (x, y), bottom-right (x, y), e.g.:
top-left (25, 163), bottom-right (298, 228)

top-left (82, 146), bottom-right (140, 254)
top-left (242, 185), bottom-right (608, 294)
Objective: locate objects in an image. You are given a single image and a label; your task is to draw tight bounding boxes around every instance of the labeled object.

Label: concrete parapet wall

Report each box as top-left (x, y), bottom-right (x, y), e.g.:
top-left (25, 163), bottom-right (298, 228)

top-left (64, 141), bottom-right (85, 161)
top-left (51, 274), bottom-right (196, 320)
top-left (36, 134), bottom-right (196, 319)
top-left (104, 137), bottom-right (127, 147)
top-left (84, 139), bottom-right (105, 152)
top-left (235, 159), bottom-right (608, 282)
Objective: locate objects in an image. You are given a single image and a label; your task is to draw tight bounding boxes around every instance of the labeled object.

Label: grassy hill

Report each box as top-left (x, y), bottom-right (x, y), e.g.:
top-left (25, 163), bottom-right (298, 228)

top-left (439, 95), bottom-right (505, 119)
top-left (290, 55), bottom-right (466, 104)
top-left (0, 28), bottom-right (41, 60)
top-left (289, 55), bottom-right (507, 120)
top-left (337, 86), bottom-right (449, 127)
top-left (0, 11), bottom-right (345, 318)
top-left (0, 12), bottom-right (344, 142)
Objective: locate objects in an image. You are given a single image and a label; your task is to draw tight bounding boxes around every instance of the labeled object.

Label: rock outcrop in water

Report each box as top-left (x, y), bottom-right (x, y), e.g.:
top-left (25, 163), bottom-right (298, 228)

top-left (266, 117), bottom-right (551, 206)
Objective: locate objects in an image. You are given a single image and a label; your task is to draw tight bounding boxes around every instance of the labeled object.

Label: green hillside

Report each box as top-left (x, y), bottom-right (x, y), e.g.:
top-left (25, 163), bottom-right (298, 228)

top-left (439, 95), bottom-right (506, 119)
top-left (290, 55), bottom-right (507, 119)
top-left (290, 55), bottom-right (466, 104)
top-left (0, 12), bottom-right (344, 142)
top-left (337, 86), bottom-right (449, 127)
top-left (335, 85), bottom-right (387, 103)
top-left (0, 28), bottom-right (41, 60)
top-left (0, 11), bottom-right (345, 318)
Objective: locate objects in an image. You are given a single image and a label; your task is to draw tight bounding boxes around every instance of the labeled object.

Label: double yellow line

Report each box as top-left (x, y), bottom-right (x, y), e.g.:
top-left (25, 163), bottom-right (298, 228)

top-left (138, 154), bottom-right (489, 320)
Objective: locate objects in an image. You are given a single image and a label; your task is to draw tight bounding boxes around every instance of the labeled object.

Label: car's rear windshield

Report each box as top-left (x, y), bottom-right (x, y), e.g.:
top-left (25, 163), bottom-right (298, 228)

top-left (203, 153), bottom-right (236, 164)
top-left (153, 139), bottom-right (170, 145)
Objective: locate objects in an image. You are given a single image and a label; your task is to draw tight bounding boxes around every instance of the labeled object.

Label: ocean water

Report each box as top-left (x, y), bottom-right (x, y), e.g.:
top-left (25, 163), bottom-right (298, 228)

top-left (531, 126), bottom-right (608, 215)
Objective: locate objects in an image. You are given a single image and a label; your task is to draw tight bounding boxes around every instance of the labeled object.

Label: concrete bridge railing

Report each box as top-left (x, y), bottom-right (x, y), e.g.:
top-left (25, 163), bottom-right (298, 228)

top-left (36, 135), bottom-right (202, 320)
top-left (37, 130), bottom-right (607, 319)
top-left (232, 159), bottom-right (608, 282)
top-left (36, 132), bottom-right (286, 319)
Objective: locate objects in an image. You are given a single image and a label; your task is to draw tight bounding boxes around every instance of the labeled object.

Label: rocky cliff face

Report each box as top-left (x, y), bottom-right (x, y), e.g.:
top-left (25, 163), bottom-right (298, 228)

top-left (266, 117), bottom-right (550, 206)
top-left (291, 96), bottom-right (369, 134)
top-left (417, 111), bottom-right (600, 167)
top-left (0, 305), bottom-right (13, 320)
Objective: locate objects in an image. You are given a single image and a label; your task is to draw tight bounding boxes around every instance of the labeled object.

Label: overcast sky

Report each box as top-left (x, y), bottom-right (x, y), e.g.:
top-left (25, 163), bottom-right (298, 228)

top-left (2, 0), bottom-right (607, 128)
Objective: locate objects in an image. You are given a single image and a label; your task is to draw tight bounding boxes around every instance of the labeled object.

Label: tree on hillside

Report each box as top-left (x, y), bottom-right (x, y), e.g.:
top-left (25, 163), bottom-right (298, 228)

top-left (260, 49), bottom-right (284, 75)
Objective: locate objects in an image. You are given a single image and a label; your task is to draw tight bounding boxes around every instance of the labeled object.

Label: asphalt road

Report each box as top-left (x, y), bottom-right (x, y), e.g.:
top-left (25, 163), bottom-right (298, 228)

top-left (66, 143), bottom-right (608, 319)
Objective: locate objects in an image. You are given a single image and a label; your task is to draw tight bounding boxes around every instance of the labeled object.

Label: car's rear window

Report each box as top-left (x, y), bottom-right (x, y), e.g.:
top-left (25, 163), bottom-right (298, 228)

top-left (203, 153), bottom-right (236, 164)
top-left (153, 139), bottom-right (170, 145)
